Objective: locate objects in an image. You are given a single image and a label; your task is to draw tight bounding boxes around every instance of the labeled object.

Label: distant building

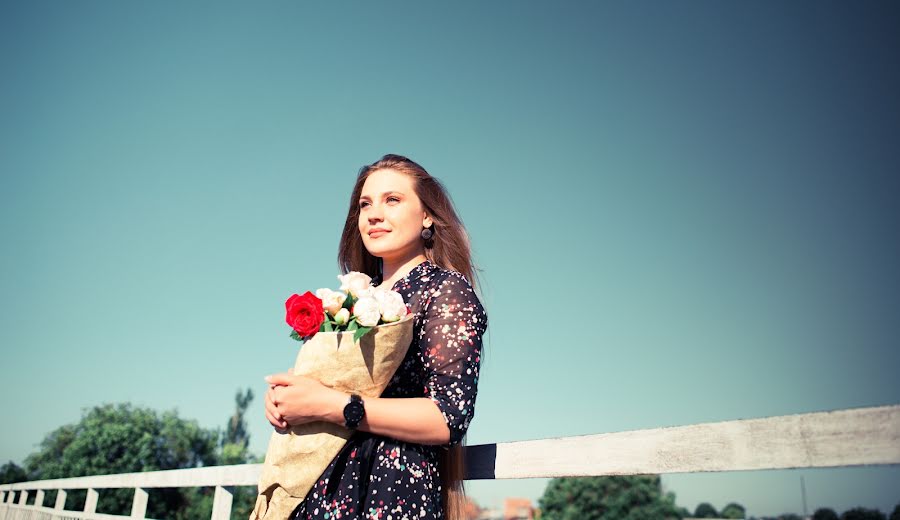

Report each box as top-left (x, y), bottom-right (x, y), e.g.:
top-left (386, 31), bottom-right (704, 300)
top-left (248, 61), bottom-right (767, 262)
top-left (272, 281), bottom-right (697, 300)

top-left (477, 508), bottom-right (504, 520)
top-left (503, 497), bottom-right (534, 520)
top-left (463, 496), bottom-right (482, 520)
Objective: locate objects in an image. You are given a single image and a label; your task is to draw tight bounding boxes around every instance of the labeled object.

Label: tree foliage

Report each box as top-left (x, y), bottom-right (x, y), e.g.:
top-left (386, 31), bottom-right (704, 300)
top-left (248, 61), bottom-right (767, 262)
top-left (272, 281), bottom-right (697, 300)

top-left (537, 475), bottom-right (682, 520)
top-left (695, 502), bottom-right (719, 518)
top-left (17, 389), bottom-right (260, 520)
top-left (841, 507), bottom-right (887, 520)
top-left (219, 388), bottom-right (258, 520)
top-left (225, 388), bottom-right (254, 452)
top-left (22, 402), bottom-right (219, 519)
top-left (890, 504), bottom-right (900, 520)
top-left (721, 502), bottom-right (746, 519)
top-left (814, 508), bottom-right (840, 520)
top-left (0, 461), bottom-right (27, 484)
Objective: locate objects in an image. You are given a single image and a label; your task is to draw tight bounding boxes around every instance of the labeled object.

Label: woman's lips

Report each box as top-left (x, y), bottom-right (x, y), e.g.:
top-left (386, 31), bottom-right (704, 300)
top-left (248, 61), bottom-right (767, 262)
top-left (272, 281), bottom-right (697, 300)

top-left (369, 230), bottom-right (389, 238)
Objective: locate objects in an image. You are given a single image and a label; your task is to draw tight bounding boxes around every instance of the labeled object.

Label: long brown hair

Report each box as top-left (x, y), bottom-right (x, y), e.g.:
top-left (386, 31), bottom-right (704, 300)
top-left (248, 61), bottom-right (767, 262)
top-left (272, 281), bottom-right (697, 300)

top-left (337, 153), bottom-right (481, 520)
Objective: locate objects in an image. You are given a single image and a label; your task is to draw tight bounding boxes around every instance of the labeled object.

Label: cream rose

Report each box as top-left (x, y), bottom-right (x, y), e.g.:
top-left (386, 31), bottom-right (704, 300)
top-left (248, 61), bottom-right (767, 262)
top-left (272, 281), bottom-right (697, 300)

top-left (315, 288), bottom-right (348, 316)
top-left (372, 287), bottom-right (407, 323)
top-left (338, 271), bottom-right (373, 299)
top-left (352, 296), bottom-right (381, 328)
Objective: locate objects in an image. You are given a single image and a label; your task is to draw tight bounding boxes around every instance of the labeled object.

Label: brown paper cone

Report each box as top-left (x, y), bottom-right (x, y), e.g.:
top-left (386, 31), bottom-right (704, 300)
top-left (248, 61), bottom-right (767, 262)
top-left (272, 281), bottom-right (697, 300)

top-left (250, 313), bottom-right (415, 520)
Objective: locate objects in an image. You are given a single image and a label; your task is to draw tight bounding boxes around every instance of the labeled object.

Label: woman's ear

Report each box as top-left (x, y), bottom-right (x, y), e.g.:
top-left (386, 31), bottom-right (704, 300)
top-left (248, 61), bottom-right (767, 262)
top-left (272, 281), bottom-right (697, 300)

top-left (423, 214), bottom-right (432, 228)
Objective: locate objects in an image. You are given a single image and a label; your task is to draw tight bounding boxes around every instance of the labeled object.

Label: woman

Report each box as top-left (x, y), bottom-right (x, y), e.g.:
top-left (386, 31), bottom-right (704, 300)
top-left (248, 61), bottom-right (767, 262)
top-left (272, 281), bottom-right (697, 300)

top-left (263, 154), bottom-right (489, 520)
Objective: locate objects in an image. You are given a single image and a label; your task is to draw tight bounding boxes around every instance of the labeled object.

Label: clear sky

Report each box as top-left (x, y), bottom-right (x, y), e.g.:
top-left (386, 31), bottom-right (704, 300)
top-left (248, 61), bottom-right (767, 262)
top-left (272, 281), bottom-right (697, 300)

top-left (1, 1), bottom-right (899, 517)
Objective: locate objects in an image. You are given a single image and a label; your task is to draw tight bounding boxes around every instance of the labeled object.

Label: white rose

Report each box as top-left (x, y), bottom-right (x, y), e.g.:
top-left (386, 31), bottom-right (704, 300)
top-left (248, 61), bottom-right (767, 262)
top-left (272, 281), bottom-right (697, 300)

top-left (333, 307), bottom-right (350, 326)
top-left (338, 271), bottom-right (373, 299)
top-left (353, 296), bottom-right (381, 327)
top-left (370, 287), bottom-right (391, 306)
top-left (315, 288), bottom-right (348, 316)
top-left (373, 288), bottom-right (407, 323)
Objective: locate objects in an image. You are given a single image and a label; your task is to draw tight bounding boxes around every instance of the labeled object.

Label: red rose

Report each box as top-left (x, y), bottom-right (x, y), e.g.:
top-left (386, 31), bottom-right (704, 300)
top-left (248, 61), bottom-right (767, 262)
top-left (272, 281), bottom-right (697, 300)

top-left (285, 291), bottom-right (325, 338)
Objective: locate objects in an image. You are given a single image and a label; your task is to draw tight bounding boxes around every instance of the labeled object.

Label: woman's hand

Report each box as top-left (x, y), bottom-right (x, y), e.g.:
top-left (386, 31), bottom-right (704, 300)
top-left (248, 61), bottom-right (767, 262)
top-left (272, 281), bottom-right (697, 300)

top-left (264, 370), bottom-right (344, 428)
top-left (264, 378), bottom-right (288, 431)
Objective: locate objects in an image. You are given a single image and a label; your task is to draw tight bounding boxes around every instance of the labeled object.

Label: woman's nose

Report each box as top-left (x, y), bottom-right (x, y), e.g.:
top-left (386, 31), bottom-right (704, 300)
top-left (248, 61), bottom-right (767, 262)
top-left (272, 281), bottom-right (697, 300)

top-left (367, 203), bottom-right (383, 221)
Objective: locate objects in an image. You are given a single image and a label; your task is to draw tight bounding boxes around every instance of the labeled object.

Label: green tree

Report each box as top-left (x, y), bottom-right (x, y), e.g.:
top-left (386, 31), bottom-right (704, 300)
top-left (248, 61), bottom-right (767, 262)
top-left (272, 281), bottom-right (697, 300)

top-left (721, 502), bottom-right (746, 518)
top-left (841, 507), bottom-right (886, 520)
top-left (221, 388), bottom-right (255, 465)
top-left (218, 387), bottom-right (258, 520)
top-left (224, 388), bottom-right (254, 451)
top-left (890, 504), bottom-right (900, 520)
top-left (537, 475), bottom-right (682, 520)
top-left (23, 402), bottom-right (219, 520)
top-left (814, 508), bottom-right (840, 520)
top-left (780, 514), bottom-right (802, 520)
top-left (695, 503), bottom-right (719, 518)
top-left (0, 461), bottom-right (27, 484)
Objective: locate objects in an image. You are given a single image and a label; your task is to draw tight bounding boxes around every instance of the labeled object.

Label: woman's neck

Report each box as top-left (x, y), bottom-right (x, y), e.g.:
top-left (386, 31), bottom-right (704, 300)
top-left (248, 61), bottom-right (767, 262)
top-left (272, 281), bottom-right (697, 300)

top-left (379, 253), bottom-right (428, 289)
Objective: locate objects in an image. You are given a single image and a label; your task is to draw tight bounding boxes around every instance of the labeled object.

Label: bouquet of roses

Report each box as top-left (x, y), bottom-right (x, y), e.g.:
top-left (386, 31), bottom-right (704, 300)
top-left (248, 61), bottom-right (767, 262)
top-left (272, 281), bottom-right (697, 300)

top-left (285, 271), bottom-right (411, 344)
top-left (251, 272), bottom-right (415, 520)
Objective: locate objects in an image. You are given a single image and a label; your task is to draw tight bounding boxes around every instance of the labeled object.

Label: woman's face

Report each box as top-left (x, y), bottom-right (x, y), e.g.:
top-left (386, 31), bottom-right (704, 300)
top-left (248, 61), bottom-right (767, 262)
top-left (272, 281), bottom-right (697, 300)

top-left (358, 168), bottom-right (431, 262)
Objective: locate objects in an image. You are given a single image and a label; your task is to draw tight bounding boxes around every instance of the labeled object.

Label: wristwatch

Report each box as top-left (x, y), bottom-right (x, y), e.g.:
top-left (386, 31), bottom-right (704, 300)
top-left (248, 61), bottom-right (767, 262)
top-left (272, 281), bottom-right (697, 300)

top-left (343, 394), bottom-right (365, 430)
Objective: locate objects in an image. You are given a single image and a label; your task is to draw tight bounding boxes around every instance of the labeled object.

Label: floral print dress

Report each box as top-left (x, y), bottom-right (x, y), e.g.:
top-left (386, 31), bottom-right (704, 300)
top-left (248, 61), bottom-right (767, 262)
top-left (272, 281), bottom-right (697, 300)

top-left (290, 259), bottom-right (488, 520)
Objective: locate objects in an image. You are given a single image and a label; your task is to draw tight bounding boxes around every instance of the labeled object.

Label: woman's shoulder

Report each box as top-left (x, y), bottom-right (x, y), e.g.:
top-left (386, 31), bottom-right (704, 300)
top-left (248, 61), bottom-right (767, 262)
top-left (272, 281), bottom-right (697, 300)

top-left (426, 262), bottom-right (476, 292)
top-left (426, 263), bottom-right (486, 316)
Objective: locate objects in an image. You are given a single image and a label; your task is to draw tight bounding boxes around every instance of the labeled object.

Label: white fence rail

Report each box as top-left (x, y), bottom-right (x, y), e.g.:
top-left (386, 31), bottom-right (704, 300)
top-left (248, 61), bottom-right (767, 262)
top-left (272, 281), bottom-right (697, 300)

top-left (2, 404), bottom-right (898, 520)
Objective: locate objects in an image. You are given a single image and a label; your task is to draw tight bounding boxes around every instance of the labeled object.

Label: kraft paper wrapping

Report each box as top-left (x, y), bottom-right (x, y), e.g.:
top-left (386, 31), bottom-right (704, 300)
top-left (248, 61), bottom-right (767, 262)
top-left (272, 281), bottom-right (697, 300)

top-left (250, 313), bottom-right (415, 520)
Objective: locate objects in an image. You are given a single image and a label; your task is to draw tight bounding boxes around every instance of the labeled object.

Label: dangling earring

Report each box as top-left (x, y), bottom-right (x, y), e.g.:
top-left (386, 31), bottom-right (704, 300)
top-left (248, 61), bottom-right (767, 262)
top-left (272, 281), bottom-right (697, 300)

top-left (421, 226), bottom-right (433, 240)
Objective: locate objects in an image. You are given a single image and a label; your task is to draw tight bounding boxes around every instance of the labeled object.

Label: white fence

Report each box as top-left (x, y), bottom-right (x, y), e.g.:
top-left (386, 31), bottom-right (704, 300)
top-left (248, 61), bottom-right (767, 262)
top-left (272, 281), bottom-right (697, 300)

top-left (2, 404), bottom-right (898, 520)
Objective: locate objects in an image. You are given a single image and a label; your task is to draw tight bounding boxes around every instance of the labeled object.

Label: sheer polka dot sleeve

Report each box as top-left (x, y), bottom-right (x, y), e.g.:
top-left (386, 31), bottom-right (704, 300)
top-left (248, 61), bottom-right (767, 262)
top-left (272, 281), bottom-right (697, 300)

top-left (421, 272), bottom-right (488, 446)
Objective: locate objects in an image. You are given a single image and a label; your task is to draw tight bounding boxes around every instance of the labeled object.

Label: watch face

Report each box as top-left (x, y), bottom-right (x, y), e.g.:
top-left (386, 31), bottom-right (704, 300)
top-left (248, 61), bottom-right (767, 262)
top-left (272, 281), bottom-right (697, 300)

top-left (344, 400), bottom-right (365, 426)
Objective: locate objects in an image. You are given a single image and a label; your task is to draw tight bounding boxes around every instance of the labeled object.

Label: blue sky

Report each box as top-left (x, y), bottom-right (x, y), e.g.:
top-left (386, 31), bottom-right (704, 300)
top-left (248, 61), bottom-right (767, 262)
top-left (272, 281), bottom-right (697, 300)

top-left (1, 1), bottom-right (899, 517)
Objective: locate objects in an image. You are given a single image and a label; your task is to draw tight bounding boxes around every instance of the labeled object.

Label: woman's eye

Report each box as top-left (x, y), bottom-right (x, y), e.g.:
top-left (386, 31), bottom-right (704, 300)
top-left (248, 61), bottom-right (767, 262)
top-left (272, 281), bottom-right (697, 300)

top-left (359, 197), bottom-right (398, 209)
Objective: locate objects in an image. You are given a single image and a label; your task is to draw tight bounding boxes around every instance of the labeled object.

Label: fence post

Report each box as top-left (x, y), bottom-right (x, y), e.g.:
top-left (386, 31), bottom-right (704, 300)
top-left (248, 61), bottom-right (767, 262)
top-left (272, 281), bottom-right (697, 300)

top-left (35, 489), bottom-right (45, 508)
top-left (211, 486), bottom-right (234, 520)
top-left (131, 487), bottom-right (149, 518)
top-left (84, 488), bottom-right (99, 514)
top-left (0, 490), bottom-right (5, 503)
top-left (17, 490), bottom-right (28, 505)
top-left (54, 489), bottom-right (67, 510)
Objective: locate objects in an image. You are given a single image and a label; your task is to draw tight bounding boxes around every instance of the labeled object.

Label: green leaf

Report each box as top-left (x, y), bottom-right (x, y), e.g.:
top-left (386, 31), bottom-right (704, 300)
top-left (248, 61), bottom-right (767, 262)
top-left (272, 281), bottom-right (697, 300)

top-left (322, 318), bottom-right (333, 332)
top-left (353, 326), bottom-right (372, 343)
top-left (346, 319), bottom-right (359, 332)
top-left (344, 294), bottom-right (356, 309)
top-left (289, 330), bottom-right (303, 342)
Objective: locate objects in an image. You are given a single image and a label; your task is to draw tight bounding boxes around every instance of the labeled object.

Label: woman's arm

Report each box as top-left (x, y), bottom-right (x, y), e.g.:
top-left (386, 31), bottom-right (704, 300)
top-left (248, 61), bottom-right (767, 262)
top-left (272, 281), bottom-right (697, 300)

top-left (265, 373), bottom-right (451, 445)
top-left (321, 388), bottom-right (451, 445)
